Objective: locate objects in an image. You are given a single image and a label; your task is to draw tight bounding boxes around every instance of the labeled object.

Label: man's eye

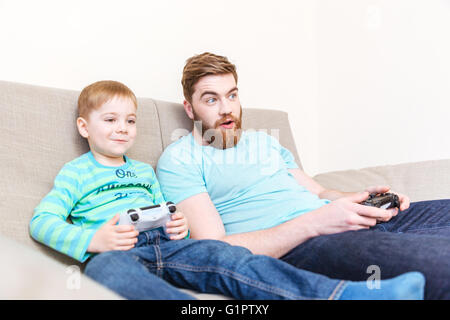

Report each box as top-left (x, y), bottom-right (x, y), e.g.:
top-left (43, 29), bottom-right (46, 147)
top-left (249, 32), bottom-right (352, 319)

top-left (206, 98), bottom-right (216, 104)
top-left (229, 93), bottom-right (237, 100)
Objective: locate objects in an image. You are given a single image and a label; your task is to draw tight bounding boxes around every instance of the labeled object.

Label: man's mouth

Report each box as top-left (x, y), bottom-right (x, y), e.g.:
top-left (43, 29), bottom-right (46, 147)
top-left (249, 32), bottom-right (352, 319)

top-left (219, 119), bottom-right (235, 129)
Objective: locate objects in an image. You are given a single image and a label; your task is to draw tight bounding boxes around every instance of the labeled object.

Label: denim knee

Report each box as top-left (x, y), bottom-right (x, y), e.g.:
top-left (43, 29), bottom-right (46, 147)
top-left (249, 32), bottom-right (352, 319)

top-left (84, 250), bottom-right (130, 280)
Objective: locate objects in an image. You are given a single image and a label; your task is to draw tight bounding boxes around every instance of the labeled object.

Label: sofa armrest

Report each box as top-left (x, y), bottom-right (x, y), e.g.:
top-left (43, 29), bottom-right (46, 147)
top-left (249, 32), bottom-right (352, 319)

top-left (0, 234), bottom-right (122, 299)
top-left (313, 159), bottom-right (450, 202)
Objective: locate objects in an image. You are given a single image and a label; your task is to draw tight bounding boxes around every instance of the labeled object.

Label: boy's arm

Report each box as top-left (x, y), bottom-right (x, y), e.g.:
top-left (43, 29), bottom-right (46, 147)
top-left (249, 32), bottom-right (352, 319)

top-left (29, 167), bottom-right (96, 263)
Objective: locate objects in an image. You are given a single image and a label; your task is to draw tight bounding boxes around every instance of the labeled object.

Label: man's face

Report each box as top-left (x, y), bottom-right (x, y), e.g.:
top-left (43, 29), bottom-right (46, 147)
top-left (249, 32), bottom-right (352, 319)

top-left (185, 73), bottom-right (242, 149)
top-left (77, 96), bottom-right (137, 165)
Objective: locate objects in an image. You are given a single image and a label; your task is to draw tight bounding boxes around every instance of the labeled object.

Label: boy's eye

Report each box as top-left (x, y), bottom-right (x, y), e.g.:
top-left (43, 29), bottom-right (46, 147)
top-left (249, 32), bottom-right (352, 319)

top-left (128, 119), bottom-right (136, 124)
top-left (105, 118), bottom-right (115, 122)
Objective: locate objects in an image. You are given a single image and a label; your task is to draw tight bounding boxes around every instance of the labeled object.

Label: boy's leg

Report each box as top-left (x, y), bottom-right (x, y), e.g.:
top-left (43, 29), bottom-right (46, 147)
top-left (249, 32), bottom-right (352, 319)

top-left (158, 238), bottom-right (343, 300)
top-left (84, 250), bottom-right (194, 300)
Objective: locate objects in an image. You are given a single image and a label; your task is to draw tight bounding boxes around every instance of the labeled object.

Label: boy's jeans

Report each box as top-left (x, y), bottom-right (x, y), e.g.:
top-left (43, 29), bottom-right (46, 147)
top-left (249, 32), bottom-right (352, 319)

top-left (85, 227), bottom-right (347, 300)
top-left (281, 199), bottom-right (450, 299)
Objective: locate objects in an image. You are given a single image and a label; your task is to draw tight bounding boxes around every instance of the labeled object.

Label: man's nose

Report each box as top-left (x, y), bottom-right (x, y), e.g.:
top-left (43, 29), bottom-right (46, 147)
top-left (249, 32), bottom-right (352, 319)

top-left (218, 99), bottom-right (232, 115)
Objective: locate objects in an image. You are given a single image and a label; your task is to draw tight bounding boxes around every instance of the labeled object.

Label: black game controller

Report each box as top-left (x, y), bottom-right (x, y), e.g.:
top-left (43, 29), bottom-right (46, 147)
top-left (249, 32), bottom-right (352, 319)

top-left (361, 193), bottom-right (400, 210)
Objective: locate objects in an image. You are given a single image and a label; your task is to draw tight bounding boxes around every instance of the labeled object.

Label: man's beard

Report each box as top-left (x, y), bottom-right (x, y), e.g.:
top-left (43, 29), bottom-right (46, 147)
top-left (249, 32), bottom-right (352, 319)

top-left (193, 108), bottom-right (243, 149)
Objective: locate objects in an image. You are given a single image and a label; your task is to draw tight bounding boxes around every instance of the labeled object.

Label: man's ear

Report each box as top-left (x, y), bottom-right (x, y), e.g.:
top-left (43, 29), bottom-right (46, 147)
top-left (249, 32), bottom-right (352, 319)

top-left (76, 117), bottom-right (89, 139)
top-left (183, 100), bottom-right (195, 120)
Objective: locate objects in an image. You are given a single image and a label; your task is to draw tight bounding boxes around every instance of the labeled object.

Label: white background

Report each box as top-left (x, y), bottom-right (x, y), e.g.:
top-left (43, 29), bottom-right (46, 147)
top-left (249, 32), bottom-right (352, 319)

top-left (1, 0), bottom-right (449, 175)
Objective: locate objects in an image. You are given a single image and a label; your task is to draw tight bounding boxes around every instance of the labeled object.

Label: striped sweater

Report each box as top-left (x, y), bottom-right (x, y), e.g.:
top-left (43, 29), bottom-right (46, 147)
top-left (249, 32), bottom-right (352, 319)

top-left (30, 151), bottom-right (165, 262)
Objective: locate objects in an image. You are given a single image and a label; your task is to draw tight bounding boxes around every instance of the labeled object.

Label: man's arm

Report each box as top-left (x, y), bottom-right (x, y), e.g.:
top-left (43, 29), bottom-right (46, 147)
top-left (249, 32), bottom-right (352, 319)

top-left (176, 192), bottom-right (320, 258)
top-left (288, 168), bottom-right (410, 211)
top-left (288, 168), bottom-right (355, 200)
top-left (177, 190), bottom-right (394, 258)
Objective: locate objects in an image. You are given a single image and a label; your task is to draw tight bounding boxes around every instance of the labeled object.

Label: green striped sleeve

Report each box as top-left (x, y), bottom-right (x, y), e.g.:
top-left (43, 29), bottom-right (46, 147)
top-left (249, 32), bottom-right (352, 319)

top-left (29, 163), bottom-right (95, 262)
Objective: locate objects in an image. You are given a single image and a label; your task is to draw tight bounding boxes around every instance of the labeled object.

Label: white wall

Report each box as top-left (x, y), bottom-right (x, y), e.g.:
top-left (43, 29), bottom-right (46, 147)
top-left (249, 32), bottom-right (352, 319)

top-left (1, 0), bottom-right (449, 175)
top-left (315, 0), bottom-right (450, 173)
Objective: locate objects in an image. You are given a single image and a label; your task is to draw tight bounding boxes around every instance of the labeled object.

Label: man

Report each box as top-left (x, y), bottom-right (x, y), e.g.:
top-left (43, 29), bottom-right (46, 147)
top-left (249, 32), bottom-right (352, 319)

top-left (156, 52), bottom-right (450, 299)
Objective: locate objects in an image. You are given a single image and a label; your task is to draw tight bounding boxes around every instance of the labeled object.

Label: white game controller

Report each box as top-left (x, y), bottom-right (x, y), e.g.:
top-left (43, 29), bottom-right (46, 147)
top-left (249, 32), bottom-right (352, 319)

top-left (118, 201), bottom-right (176, 232)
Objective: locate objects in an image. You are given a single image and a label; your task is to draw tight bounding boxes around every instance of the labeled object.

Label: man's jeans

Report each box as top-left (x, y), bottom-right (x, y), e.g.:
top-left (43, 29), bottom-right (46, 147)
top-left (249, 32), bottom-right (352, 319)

top-left (85, 227), bottom-right (347, 300)
top-left (281, 199), bottom-right (450, 299)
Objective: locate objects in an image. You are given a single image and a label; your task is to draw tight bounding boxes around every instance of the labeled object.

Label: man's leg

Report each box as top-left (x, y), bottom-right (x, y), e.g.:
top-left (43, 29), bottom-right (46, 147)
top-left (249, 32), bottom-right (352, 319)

top-left (282, 199), bottom-right (450, 299)
top-left (377, 199), bottom-right (450, 237)
top-left (281, 205), bottom-right (450, 299)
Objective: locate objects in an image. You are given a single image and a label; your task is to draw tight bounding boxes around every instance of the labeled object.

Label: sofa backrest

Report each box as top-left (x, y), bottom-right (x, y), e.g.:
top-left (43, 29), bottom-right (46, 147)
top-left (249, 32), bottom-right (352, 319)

top-left (0, 80), bottom-right (301, 266)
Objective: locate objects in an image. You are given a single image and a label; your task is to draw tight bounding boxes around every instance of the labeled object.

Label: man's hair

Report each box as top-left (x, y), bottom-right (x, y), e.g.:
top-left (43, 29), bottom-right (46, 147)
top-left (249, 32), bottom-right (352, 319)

top-left (182, 52), bottom-right (238, 103)
top-left (78, 80), bottom-right (137, 118)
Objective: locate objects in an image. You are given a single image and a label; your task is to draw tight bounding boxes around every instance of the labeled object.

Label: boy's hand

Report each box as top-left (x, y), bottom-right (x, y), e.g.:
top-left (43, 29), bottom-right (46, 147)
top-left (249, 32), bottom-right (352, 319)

top-left (166, 211), bottom-right (189, 240)
top-left (87, 214), bottom-right (139, 253)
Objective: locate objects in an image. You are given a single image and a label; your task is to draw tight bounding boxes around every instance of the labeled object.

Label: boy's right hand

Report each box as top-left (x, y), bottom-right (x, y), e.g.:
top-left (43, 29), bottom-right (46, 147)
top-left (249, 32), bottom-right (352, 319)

top-left (87, 214), bottom-right (139, 253)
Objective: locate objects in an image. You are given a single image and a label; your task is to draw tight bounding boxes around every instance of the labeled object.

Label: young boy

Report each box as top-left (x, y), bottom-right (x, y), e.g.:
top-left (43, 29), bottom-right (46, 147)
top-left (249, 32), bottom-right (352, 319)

top-left (30, 80), bottom-right (425, 300)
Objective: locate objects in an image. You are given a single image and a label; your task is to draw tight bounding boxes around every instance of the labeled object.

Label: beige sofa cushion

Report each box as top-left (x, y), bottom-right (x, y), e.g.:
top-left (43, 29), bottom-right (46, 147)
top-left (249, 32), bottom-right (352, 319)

top-left (0, 234), bottom-right (121, 299)
top-left (314, 159), bottom-right (450, 202)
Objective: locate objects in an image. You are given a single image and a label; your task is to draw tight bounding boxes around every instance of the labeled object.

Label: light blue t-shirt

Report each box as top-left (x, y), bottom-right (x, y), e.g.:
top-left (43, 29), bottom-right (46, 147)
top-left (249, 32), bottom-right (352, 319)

top-left (156, 131), bottom-right (330, 235)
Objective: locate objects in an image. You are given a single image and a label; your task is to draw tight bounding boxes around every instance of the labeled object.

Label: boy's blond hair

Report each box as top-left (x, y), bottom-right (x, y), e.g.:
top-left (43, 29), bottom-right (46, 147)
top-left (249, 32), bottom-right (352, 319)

top-left (181, 52), bottom-right (238, 103)
top-left (78, 80), bottom-right (137, 118)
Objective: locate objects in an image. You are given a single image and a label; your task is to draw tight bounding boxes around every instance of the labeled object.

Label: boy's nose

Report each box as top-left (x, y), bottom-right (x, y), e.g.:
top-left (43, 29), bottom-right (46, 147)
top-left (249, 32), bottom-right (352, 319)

top-left (116, 121), bottom-right (128, 133)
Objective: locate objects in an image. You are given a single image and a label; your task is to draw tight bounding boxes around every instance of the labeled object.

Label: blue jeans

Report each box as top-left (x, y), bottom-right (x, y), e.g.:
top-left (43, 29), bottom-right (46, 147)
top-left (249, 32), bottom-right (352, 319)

top-left (281, 199), bottom-right (450, 299)
top-left (85, 227), bottom-right (347, 300)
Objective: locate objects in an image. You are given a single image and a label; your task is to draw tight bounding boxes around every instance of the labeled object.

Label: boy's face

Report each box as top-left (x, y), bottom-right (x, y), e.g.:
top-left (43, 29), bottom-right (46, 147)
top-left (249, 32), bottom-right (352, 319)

top-left (77, 96), bottom-right (137, 165)
top-left (183, 73), bottom-right (242, 148)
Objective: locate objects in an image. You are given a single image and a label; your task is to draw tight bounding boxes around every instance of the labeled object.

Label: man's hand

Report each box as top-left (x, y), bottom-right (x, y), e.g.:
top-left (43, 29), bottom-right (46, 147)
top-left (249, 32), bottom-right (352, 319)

top-left (87, 214), bottom-right (139, 253)
top-left (166, 211), bottom-right (190, 240)
top-left (365, 185), bottom-right (410, 211)
top-left (305, 192), bottom-right (399, 236)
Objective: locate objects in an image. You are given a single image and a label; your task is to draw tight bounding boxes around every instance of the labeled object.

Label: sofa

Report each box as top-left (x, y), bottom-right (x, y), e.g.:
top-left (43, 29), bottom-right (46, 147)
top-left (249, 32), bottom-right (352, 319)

top-left (1, 80), bottom-right (449, 299)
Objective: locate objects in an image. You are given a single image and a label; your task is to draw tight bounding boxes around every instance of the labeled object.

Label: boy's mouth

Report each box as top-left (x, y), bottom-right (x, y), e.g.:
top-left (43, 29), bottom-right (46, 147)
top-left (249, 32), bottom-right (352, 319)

top-left (111, 138), bottom-right (129, 143)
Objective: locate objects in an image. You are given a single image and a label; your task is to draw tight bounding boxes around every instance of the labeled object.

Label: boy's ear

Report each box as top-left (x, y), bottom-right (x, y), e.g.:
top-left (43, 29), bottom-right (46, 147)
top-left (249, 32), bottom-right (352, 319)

top-left (183, 100), bottom-right (195, 120)
top-left (76, 117), bottom-right (89, 139)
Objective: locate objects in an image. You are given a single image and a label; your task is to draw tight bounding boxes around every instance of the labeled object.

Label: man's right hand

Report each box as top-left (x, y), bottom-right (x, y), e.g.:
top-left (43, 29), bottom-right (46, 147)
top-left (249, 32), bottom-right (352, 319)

top-left (87, 214), bottom-right (139, 253)
top-left (305, 192), bottom-right (398, 236)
